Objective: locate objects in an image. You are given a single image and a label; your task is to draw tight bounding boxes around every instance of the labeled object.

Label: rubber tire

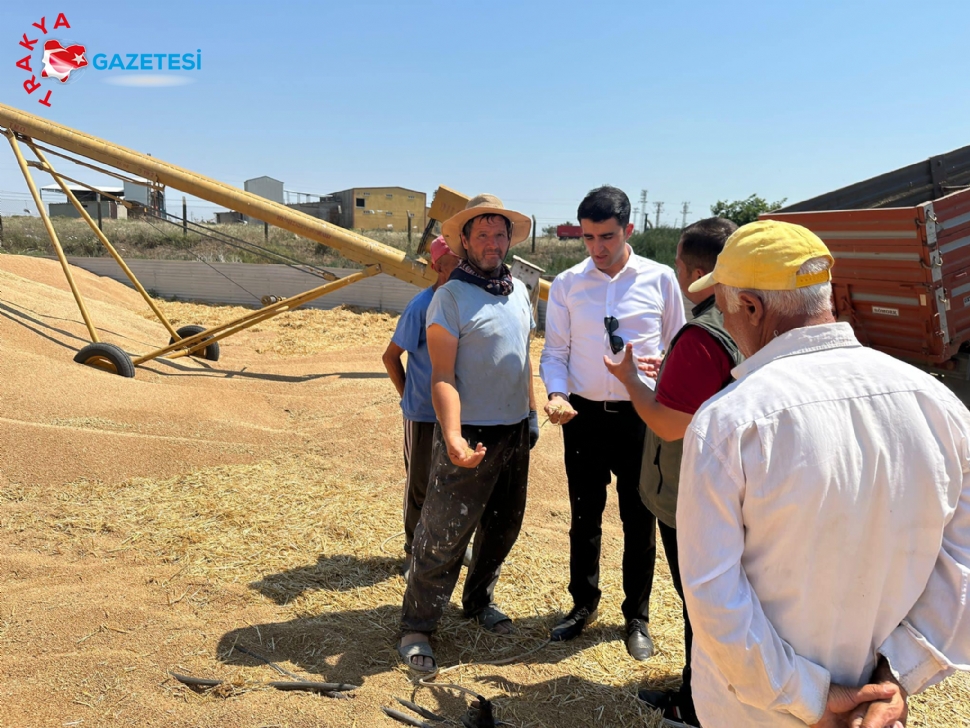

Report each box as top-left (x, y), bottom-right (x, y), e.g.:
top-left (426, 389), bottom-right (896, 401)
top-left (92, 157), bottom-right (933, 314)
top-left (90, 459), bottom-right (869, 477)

top-left (73, 342), bottom-right (136, 378)
top-left (169, 325), bottom-right (220, 362)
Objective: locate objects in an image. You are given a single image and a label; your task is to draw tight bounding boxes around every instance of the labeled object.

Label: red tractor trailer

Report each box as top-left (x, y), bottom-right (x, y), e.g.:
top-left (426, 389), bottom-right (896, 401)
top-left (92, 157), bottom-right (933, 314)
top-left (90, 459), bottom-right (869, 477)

top-left (556, 224), bottom-right (583, 240)
top-left (762, 144), bottom-right (970, 398)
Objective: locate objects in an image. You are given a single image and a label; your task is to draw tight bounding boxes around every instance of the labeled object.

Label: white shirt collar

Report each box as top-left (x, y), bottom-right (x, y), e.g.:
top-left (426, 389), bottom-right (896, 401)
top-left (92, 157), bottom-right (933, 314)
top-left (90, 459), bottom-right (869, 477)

top-left (581, 245), bottom-right (639, 280)
top-left (731, 321), bottom-right (861, 381)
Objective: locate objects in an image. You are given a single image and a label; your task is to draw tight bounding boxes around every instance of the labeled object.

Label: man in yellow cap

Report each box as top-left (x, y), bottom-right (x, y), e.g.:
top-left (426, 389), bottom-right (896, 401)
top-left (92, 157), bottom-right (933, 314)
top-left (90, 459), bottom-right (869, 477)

top-left (398, 195), bottom-right (539, 675)
top-left (676, 219), bottom-right (970, 727)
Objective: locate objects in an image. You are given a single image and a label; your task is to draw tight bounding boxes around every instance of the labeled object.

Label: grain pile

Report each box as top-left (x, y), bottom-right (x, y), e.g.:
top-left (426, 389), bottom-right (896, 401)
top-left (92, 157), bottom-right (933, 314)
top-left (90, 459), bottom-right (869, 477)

top-left (0, 254), bottom-right (965, 727)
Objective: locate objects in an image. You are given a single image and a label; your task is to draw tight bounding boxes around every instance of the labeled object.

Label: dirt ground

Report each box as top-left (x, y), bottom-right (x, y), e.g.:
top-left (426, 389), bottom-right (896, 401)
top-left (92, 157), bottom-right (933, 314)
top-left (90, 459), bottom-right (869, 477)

top-left (0, 255), bottom-right (967, 728)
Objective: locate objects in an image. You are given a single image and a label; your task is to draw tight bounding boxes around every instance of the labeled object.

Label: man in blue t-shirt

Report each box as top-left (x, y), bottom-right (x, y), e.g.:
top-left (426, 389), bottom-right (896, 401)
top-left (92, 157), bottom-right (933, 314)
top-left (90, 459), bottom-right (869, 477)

top-left (382, 236), bottom-right (459, 564)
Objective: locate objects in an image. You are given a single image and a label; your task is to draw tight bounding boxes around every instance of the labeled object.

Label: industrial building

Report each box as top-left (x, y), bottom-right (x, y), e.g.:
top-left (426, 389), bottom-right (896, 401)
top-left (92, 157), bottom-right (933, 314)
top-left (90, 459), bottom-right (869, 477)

top-left (44, 178), bottom-right (166, 219)
top-left (45, 184), bottom-right (125, 220)
top-left (215, 211), bottom-right (245, 224)
top-left (327, 186), bottom-right (426, 231)
top-left (243, 176), bottom-right (283, 224)
top-left (286, 194), bottom-right (342, 226)
top-left (215, 178), bottom-right (427, 233)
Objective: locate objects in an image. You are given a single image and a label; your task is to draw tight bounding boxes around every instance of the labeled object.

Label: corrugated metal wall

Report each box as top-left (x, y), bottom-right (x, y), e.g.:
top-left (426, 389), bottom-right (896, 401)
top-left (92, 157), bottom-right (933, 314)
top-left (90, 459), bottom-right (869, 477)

top-left (65, 257), bottom-right (549, 325)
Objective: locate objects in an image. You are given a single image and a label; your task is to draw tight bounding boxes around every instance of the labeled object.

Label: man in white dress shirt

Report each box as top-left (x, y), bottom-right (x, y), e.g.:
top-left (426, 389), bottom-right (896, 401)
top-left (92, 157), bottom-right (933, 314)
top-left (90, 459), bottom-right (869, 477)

top-left (540, 185), bottom-right (686, 660)
top-left (679, 219), bottom-right (969, 727)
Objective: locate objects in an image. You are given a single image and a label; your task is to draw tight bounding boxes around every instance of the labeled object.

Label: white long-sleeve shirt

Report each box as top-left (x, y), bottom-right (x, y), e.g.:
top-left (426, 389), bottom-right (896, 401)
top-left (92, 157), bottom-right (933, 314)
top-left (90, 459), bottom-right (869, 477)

top-left (678, 322), bottom-right (970, 727)
top-left (539, 249), bottom-right (685, 401)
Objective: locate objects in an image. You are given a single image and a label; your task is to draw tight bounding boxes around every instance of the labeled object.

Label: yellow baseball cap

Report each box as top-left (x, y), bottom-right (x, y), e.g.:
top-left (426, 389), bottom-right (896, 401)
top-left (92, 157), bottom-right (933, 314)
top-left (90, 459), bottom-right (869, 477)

top-left (688, 219), bottom-right (835, 293)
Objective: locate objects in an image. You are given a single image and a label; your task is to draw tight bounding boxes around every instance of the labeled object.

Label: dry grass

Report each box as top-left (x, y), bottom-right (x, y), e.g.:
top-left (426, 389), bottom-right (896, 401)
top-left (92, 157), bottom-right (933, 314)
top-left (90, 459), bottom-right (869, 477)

top-left (2, 450), bottom-right (672, 727)
top-left (0, 214), bottom-right (648, 276)
top-left (5, 444), bottom-right (966, 727)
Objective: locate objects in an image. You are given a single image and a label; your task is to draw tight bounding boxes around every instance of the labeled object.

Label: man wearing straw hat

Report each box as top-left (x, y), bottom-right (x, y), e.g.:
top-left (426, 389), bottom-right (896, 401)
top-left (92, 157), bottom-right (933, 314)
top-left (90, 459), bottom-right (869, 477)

top-left (382, 236), bottom-right (459, 577)
top-left (398, 194), bottom-right (539, 675)
top-left (675, 219), bottom-right (970, 727)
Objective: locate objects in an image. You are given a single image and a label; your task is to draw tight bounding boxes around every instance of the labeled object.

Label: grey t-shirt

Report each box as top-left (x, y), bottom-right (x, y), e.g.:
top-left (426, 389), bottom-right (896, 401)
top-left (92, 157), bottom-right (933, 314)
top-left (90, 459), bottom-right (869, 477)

top-left (426, 277), bottom-right (535, 426)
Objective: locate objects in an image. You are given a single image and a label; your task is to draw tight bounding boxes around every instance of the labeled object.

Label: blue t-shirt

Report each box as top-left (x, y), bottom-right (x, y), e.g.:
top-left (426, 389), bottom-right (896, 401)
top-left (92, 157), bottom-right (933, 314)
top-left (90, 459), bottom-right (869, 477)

top-left (391, 286), bottom-right (436, 423)
top-left (426, 278), bottom-right (535, 426)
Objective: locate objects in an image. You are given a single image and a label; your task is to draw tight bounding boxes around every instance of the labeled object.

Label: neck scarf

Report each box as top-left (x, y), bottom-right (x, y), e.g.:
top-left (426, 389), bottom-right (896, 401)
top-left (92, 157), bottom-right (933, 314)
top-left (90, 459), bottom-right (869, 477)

top-left (450, 258), bottom-right (514, 296)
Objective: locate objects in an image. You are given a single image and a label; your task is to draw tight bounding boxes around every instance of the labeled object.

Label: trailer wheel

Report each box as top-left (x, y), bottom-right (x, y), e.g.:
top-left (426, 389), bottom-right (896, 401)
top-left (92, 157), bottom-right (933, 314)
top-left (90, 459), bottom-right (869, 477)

top-left (73, 342), bottom-right (136, 378)
top-left (170, 325), bottom-right (220, 362)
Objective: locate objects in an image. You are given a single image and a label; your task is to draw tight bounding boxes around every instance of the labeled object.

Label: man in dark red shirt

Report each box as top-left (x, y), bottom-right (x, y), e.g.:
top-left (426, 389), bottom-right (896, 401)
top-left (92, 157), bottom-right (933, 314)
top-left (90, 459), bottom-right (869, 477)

top-left (605, 217), bottom-right (741, 727)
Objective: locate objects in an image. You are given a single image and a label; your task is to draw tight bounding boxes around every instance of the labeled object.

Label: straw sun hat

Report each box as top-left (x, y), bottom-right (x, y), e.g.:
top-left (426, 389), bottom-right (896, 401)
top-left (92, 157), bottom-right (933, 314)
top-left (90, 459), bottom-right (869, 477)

top-left (440, 193), bottom-right (532, 258)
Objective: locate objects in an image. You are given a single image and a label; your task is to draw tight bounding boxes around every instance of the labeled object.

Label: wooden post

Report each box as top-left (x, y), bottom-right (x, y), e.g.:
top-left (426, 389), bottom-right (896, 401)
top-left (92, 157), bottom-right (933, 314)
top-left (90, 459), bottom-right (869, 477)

top-left (182, 196), bottom-right (187, 235)
top-left (96, 192), bottom-right (103, 231)
top-left (264, 220), bottom-right (269, 242)
top-left (407, 210), bottom-right (413, 251)
top-left (531, 215), bottom-right (536, 253)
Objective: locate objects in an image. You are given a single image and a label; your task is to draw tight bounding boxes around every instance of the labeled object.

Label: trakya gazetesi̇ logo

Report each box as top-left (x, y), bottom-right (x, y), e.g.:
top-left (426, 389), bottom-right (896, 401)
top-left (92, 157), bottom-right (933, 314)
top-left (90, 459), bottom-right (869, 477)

top-left (15, 12), bottom-right (201, 108)
top-left (15, 13), bottom-right (85, 107)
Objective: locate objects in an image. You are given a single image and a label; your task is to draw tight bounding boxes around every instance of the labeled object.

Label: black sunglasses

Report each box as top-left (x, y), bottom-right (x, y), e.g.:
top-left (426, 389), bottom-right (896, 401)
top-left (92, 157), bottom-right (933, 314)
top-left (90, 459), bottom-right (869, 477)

top-left (604, 316), bottom-right (624, 355)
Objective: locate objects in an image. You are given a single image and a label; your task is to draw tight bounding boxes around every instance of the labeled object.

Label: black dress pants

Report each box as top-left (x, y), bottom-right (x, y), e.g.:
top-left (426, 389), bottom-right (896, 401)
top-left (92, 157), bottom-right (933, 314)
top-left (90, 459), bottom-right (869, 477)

top-left (562, 394), bottom-right (655, 622)
top-left (658, 520), bottom-right (693, 704)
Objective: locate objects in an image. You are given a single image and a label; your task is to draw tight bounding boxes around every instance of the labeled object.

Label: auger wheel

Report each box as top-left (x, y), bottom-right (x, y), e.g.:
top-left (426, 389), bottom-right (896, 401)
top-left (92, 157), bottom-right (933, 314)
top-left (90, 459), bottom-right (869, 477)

top-left (169, 325), bottom-right (220, 361)
top-left (73, 342), bottom-right (136, 378)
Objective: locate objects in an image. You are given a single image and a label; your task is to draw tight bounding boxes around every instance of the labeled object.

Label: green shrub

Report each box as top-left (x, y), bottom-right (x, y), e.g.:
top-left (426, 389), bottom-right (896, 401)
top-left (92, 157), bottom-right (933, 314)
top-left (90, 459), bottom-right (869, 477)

top-left (628, 226), bottom-right (681, 268)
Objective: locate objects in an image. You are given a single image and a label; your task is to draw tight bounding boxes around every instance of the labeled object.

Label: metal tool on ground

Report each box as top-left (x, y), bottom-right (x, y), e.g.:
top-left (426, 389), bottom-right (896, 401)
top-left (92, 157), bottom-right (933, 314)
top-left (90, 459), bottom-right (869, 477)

top-left (381, 681), bottom-right (505, 728)
top-left (394, 697), bottom-right (447, 722)
top-left (0, 103), bottom-right (550, 378)
top-left (381, 704), bottom-right (440, 727)
top-left (169, 671), bottom-right (358, 698)
top-left (169, 643), bottom-right (359, 699)
top-left (413, 681), bottom-right (503, 728)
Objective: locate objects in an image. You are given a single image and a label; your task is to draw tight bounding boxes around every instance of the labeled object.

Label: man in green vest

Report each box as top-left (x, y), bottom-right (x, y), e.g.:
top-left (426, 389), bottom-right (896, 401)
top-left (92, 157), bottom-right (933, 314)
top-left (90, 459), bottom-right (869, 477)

top-left (604, 217), bottom-right (741, 727)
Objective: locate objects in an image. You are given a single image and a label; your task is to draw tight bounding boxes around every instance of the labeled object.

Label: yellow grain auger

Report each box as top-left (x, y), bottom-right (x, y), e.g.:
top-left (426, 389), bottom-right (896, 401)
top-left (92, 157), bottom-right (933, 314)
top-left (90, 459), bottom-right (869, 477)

top-left (0, 103), bottom-right (549, 377)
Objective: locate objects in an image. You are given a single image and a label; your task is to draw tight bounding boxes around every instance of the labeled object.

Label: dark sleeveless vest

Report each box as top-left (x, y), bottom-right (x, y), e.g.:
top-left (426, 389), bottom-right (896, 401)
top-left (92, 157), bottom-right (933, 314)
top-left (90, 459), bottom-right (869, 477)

top-left (639, 295), bottom-right (742, 527)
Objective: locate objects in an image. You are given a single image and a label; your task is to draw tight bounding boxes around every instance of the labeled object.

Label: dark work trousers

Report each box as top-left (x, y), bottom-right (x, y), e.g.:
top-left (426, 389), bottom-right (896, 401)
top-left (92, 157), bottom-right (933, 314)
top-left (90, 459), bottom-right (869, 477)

top-left (658, 520), bottom-right (693, 705)
top-left (562, 394), bottom-right (655, 622)
top-left (402, 418), bottom-right (436, 554)
top-left (401, 419), bottom-right (530, 634)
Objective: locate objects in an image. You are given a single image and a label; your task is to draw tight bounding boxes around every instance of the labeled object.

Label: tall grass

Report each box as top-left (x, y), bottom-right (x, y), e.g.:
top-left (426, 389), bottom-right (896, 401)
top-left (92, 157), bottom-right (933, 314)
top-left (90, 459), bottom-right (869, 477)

top-left (0, 216), bottom-right (683, 276)
top-left (628, 226), bottom-right (681, 268)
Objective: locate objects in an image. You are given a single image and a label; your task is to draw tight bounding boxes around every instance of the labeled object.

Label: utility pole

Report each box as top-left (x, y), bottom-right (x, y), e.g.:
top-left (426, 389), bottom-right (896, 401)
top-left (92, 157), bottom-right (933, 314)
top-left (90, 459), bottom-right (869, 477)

top-left (653, 201), bottom-right (664, 229)
top-left (531, 215), bottom-right (536, 253)
top-left (632, 206), bottom-right (640, 231)
top-left (681, 201), bottom-right (690, 229)
top-left (96, 192), bottom-right (103, 231)
top-left (182, 196), bottom-right (187, 236)
top-left (639, 190), bottom-right (648, 232)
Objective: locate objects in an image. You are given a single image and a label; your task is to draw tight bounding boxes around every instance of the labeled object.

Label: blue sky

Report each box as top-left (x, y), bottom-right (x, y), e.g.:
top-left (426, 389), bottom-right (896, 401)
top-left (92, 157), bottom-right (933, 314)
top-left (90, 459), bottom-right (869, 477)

top-left (2, 0), bottom-right (969, 229)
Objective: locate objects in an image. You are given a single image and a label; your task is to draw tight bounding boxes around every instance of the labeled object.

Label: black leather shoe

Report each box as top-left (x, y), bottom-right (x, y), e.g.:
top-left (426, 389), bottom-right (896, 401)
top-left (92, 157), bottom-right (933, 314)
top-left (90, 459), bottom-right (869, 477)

top-left (637, 688), bottom-right (672, 710)
top-left (550, 605), bottom-right (597, 641)
top-left (626, 618), bottom-right (655, 661)
top-left (638, 687), bottom-right (700, 727)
